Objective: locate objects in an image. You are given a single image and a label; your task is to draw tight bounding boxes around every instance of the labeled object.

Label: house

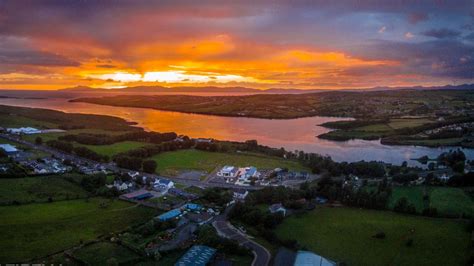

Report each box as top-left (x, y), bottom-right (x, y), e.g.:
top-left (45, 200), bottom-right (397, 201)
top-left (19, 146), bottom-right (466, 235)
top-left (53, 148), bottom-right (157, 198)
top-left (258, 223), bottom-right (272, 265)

top-left (437, 172), bottom-right (451, 181)
top-left (157, 208), bottom-right (182, 221)
top-left (232, 188), bottom-right (249, 200)
top-left (315, 196), bottom-right (328, 204)
top-left (121, 189), bottom-right (153, 200)
top-left (269, 203), bottom-right (287, 216)
top-left (239, 166), bottom-right (259, 179)
top-left (128, 171), bottom-right (140, 179)
top-left (217, 165), bottom-right (239, 178)
top-left (0, 144), bottom-right (18, 154)
top-left (158, 178), bottom-right (175, 189)
top-left (175, 245), bottom-right (216, 266)
top-left (294, 250), bottom-right (336, 266)
top-left (193, 138), bottom-right (213, 143)
top-left (7, 127), bottom-right (41, 135)
top-left (183, 203), bottom-right (203, 212)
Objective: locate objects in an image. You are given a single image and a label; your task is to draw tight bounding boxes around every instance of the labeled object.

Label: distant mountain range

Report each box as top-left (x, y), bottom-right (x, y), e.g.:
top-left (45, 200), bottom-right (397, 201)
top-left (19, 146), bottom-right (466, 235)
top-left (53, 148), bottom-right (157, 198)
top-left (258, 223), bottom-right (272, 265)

top-left (60, 84), bottom-right (474, 94)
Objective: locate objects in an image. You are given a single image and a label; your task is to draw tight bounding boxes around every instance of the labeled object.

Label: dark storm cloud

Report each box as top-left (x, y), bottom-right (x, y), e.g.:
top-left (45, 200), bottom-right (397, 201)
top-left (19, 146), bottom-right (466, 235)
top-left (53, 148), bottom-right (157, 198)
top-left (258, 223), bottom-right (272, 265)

top-left (422, 28), bottom-right (462, 39)
top-left (351, 39), bottom-right (474, 79)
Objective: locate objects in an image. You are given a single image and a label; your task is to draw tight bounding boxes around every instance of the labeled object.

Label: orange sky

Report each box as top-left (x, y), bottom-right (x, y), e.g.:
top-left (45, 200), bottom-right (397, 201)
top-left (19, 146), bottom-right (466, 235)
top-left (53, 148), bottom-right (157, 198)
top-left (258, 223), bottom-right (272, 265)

top-left (0, 1), bottom-right (472, 90)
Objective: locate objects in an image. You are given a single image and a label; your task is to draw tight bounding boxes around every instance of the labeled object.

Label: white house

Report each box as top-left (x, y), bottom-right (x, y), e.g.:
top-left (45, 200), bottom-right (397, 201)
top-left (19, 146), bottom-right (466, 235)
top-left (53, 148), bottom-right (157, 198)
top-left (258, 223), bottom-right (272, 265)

top-left (269, 203), bottom-right (287, 216)
top-left (154, 178), bottom-right (174, 190)
top-left (437, 172), bottom-right (451, 181)
top-left (128, 171), bottom-right (140, 179)
top-left (232, 188), bottom-right (249, 200)
top-left (217, 165), bottom-right (239, 178)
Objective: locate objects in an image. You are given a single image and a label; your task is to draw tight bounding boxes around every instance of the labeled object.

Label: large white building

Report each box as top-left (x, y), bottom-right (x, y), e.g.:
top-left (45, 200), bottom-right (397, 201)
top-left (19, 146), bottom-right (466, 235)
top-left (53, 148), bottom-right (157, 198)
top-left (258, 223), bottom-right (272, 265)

top-left (0, 144), bottom-right (18, 154)
top-left (7, 127), bottom-right (41, 135)
top-left (217, 165), bottom-right (239, 177)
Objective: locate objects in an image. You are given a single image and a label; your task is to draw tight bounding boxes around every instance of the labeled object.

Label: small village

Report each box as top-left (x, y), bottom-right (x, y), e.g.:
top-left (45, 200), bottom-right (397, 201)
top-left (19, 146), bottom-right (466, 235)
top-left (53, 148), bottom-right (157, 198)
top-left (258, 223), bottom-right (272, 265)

top-left (1, 120), bottom-right (474, 266)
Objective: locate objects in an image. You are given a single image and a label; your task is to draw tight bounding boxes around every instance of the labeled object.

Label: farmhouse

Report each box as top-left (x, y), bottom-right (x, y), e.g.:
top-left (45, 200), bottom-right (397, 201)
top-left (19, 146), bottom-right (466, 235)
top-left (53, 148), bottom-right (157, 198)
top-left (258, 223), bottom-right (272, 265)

top-left (232, 188), bottom-right (249, 200)
top-left (217, 165), bottom-right (239, 177)
top-left (269, 203), bottom-right (287, 216)
top-left (154, 178), bottom-right (174, 190)
top-left (0, 144), bottom-right (18, 154)
top-left (175, 245), bottom-right (216, 266)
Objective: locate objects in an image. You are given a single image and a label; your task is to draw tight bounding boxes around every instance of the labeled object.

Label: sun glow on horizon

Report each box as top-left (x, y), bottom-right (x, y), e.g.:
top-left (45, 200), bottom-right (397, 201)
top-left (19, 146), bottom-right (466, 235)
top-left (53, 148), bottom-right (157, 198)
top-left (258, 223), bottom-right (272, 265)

top-left (90, 70), bottom-right (258, 84)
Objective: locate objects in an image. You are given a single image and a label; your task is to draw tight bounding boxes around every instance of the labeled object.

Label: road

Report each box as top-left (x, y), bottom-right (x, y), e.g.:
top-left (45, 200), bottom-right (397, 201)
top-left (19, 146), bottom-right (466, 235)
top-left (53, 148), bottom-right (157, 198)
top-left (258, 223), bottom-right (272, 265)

top-left (0, 133), bottom-right (263, 190)
top-left (4, 133), bottom-right (272, 264)
top-left (212, 206), bottom-right (271, 266)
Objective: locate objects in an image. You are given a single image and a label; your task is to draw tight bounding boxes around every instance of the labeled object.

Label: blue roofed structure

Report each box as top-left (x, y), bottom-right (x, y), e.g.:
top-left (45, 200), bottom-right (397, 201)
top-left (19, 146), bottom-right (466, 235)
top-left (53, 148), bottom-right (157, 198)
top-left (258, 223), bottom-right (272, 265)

top-left (175, 245), bottom-right (216, 266)
top-left (157, 208), bottom-right (182, 221)
top-left (183, 203), bottom-right (202, 211)
top-left (294, 251), bottom-right (336, 266)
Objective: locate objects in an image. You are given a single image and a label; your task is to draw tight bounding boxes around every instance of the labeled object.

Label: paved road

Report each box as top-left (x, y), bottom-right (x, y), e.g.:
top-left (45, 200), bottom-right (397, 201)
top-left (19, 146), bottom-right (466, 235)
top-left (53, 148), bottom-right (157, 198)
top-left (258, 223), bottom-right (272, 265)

top-left (212, 207), bottom-right (271, 266)
top-left (0, 133), bottom-right (263, 190)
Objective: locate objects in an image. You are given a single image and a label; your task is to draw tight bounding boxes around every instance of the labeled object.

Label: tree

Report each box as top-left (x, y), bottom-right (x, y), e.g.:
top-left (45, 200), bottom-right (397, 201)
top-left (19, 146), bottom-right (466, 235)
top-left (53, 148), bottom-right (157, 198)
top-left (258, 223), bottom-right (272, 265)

top-left (35, 136), bottom-right (43, 145)
top-left (0, 149), bottom-right (7, 158)
top-left (106, 257), bottom-right (118, 266)
top-left (142, 160), bottom-right (157, 174)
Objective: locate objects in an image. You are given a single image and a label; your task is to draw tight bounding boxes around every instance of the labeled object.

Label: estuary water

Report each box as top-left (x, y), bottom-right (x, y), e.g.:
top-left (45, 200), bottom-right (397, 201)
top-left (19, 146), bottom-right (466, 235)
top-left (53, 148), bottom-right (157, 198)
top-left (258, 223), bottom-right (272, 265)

top-left (0, 95), bottom-right (472, 167)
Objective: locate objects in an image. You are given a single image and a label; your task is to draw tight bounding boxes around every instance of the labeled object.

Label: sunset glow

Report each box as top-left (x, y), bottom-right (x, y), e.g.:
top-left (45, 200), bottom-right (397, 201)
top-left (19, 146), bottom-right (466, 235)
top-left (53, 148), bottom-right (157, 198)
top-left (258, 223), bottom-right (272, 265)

top-left (0, 1), bottom-right (473, 90)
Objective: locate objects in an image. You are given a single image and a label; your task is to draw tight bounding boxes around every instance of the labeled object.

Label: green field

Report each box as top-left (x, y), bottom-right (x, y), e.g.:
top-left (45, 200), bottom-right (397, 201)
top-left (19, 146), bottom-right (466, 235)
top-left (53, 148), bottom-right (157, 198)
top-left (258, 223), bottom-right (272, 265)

top-left (389, 186), bottom-right (474, 217)
top-left (0, 114), bottom-right (57, 129)
top-left (388, 186), bottom-right (428, 212)
top-left (0, 198), bottom-right (156, 262)
top-left (276, 207), bottom-right (470, 266)
top-left (387, 118), bottom-right (435, 129)
top-left (430, 187), bottom-right (474, 217)
top-left (73, 242), bottom-right (141, 265)
top-left (22, 128), bottom-right (135, 144)
top-left (77, 141), bottom-right (148, 157)
top-left (0, 176), bottom-right (89, 205)
top-left (151, 149), bottom-right (309, 176)
top-left (320, 118), bottom-right (437, 141)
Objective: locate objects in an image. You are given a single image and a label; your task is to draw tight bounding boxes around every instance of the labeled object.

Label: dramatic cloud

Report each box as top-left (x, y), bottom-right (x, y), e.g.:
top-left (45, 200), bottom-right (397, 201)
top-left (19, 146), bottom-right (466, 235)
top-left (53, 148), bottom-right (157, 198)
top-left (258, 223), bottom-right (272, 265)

top-left (422, 28), bottom-right (462, 39)
top-left (0, 0), bottom-right (473, 90)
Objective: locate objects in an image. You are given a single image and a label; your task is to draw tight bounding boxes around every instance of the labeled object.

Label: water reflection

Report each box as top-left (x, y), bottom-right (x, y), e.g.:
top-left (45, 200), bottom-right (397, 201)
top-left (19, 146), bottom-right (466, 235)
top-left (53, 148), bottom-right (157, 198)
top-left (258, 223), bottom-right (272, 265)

top-left (0, 97), bottom-right (472, 167)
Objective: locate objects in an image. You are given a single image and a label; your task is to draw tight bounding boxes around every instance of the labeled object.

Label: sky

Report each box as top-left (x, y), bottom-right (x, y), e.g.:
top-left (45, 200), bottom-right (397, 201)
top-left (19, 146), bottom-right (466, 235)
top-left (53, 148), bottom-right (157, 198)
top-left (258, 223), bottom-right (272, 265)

top-left (0, 0), bottom-right (473, 90)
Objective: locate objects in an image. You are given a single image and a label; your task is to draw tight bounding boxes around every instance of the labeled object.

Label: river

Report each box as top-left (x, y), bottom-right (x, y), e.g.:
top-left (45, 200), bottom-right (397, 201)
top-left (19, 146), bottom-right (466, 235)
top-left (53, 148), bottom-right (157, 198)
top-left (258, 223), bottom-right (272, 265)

top-left (0, 95), bottom-right (473, 167)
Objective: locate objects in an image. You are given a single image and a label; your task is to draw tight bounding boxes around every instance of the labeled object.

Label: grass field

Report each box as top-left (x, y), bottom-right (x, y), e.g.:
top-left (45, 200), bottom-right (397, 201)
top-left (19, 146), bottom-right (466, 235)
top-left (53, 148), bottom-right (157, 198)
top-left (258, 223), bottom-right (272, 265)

top-left (430, 187), bottom-right (474, 217)
top-left (276, 207), bottom-right (470, 266)
top-left (0, 198), bottom-right (156, 262)
top-left (73, 242), bottom-right (141, 265)
top-left (151, 149), bottom-right (309, 176)
top-left (77, 141), bottom-right (148, 157)
top-left (22, 128), bottom-right (136, 144)
top-left (0, 176), bottom-right (89, 205)
top-left (320, 118), bottom-right (437, 141)
top-left (388, 186), bottom-right (428, 212)
top-left (389, 186), bottom-right (474, 217)
top-left (0, 114), bottom-right (58, 129)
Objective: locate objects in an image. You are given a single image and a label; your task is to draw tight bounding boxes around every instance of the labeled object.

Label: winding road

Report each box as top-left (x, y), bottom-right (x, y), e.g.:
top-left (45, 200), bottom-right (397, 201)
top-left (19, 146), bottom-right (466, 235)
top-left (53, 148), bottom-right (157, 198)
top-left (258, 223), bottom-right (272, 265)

top-left (212, 207), bottom-right (271, 266)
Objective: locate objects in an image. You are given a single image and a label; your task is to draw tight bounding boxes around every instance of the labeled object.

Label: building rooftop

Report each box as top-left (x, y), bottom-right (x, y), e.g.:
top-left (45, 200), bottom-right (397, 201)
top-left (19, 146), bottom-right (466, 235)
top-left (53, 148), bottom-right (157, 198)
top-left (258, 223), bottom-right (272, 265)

top-left (0, 144), bottom-right (18, 153)
top-left (158, 208), bottom-right (182, 221)
top-left (175, 245), bottom-right (216, 266)
top-left (294, 251), bottom-right (336, 266)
